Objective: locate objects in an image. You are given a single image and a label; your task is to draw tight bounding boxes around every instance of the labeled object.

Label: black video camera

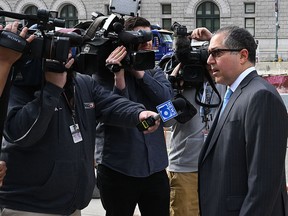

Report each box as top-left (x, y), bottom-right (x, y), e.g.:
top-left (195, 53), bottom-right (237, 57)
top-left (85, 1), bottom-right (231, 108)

top-left (0, 9), bottom-right (84, 63)
top-left (171, 22), bottom-right (188, 37)
top-left (175, 35), bottom-right (209, 85)
top-left (74, 13), bottom-right (155, 76)
top-left (160, 22), bottom-right (209, 89)
top-left (158, 22), bottom-right (221, 110)
top-left (114, 21), bottom-right (155, 71)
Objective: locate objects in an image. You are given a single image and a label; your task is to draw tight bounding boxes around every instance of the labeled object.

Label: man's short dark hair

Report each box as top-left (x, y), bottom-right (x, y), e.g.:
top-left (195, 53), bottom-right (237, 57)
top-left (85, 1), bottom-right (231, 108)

top-left (215, 26), bottom-right (258, 64)
top-left (124, 17), bottom-right (151, 31)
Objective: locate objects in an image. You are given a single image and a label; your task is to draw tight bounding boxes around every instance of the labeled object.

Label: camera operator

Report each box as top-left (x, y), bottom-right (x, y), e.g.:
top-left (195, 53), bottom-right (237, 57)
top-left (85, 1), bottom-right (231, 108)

top-left (0, 41), bottom-right (160, 215)
top-left (0, 21), bottom-right (35, 96)
top-left (0, 21), bottom-right (35, 136)
top-left (166, 27), bottom-right (225, 216)
top-left (0, 21), bottom-right (35, 187)
top-left (95, 16), bottom-right (173, 216)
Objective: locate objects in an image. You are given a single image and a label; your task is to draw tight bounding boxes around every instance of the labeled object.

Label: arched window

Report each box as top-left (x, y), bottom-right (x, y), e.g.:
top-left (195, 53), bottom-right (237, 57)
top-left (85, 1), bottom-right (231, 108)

top-left (196, 2), bottom-right (220, 33)
top-left (24, 5), bottom-right (38, 15)
top-left (23, 6), bottom-right (38, 27)
top-left (60, 4), bottom-right (78, 28)
top-left (0, 8), bottom-right (5, 26)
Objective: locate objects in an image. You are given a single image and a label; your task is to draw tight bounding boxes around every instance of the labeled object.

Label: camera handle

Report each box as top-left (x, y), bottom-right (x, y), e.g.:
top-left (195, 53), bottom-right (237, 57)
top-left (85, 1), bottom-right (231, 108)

top-left (84, 15), bottom-right (107, 40)
top-left (0, 30), bottom-right (27, 53)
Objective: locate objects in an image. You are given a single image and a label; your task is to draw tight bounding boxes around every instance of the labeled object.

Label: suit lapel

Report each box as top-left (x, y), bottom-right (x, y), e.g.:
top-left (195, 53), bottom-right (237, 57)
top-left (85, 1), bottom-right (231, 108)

top-left (200, 71), bottom-right (259, 164)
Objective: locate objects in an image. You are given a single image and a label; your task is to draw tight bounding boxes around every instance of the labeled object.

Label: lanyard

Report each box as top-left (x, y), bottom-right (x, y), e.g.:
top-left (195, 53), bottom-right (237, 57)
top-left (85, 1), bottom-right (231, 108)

top-left (63, 84), bottom-right (83, 143)
top-left (63, 84), bottom-right (77, 125)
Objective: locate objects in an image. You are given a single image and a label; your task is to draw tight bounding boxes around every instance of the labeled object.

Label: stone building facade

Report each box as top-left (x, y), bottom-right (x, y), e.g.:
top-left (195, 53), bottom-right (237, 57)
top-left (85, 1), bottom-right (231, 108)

top-left (0, 0), bottom-right (287, 61)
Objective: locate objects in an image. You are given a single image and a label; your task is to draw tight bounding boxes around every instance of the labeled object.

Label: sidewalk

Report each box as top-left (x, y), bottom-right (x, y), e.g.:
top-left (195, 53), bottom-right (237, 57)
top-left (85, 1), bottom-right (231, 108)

top-left (81, 198), bottom-right (105, 216)
top-left (81, 198), bottom-right (141, 216)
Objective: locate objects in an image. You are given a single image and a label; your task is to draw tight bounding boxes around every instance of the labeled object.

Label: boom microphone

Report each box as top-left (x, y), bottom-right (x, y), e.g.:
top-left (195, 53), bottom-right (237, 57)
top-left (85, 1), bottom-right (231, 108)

top-left (137, 97), bottom-right (186, 132)
top-left (175, 35), bottom-right (191, 65)
top-left (0, 10), bottom-right (65, 28)
top-left (0, 10), bottom-right (35, 21)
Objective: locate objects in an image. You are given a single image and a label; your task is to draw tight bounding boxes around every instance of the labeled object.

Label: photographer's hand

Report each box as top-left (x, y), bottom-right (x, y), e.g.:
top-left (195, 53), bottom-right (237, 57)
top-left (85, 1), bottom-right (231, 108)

top-left (190, 27), bottom-right (212, 41)
top-left (106, 46), bottom-right (127, 90)
top-left (171, 63), bottom-right (184, 86)
top-left (45, 54), bottom-right (74, 88)
top-left (106, 45), bottom-right (126, 69)
top-left (171, 63), bottom-right (181, 77)
top-left (169, 63), bottom-right (184, 89)
top-left (139, 110), bottom-right (160, 134)
top-left (0, 21), bottom-right (35, 96)
top-left (0, 21), bottom-right (35, 65)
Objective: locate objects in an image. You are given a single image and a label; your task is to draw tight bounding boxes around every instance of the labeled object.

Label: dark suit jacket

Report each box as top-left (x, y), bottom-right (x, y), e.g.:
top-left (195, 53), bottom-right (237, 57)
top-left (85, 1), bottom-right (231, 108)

top-left (198, 71), bottom-right (288, 216)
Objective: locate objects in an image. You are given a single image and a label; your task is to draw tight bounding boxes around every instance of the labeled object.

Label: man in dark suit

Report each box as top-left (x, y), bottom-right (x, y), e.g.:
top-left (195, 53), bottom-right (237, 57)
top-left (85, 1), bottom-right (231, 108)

top-left (198, 26), bottom-right (288, 216)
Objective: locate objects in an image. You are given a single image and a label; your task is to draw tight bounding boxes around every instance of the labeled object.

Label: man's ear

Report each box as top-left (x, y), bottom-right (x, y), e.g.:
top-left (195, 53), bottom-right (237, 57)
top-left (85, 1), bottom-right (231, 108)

top-left (239, 49), bottom-right (249, 64)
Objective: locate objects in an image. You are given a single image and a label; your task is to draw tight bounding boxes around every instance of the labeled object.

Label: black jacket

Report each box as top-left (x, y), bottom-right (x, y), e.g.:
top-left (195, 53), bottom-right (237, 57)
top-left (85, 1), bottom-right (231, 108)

top-left (198, 71), bottom-right (288, 216)
top-left (96, 69), bottom-right (174, 177)
top-left (0, 72), bottom-right (145, 214)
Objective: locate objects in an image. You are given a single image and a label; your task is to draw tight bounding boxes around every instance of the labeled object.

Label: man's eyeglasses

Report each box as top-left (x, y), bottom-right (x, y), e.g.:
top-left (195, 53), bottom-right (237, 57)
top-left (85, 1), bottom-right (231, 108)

top-left (208, 49), bottom-right (243, 58)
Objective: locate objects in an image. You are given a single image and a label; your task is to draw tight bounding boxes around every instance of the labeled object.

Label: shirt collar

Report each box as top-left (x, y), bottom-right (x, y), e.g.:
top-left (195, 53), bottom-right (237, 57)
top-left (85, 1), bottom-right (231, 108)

top-left (230, 66), bottom-right (255, 92)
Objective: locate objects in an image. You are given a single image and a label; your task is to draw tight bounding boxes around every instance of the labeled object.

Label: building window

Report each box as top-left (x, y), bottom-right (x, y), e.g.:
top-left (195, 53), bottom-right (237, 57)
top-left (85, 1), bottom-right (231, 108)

top-left (245, 18), bottom-right (255, 36)
top-left (196, 1), bottom-right (220, 32)
top-left (60, 4), bottom-right (78, 28)
top-left (23, 6), bottom-right (38, 27)
top-left (244, 3), bottom-right (255, 36)
top-left (162, 18), bottom-right (171, 30)
top-left (245, 3), bottom-right (255, 14)
top-left (24, 5), bottom-right (38, 15)
top-left (0, 8), bottom-right (5, 26)
top-left (162, 4), bottom-right (171, 15)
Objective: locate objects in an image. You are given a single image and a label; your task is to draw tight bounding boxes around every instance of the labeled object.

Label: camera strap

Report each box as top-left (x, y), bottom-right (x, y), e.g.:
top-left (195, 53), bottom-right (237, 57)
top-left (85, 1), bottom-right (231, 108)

top-left (84, 16), bottom-right (107, 40)
top-left (195, 70), bottom-right (221, 108)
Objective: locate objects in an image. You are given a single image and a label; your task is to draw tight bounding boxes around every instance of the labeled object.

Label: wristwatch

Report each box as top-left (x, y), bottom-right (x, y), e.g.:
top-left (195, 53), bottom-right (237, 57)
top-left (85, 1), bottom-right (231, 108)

top-left (106, 64), bottom-right (123, 73)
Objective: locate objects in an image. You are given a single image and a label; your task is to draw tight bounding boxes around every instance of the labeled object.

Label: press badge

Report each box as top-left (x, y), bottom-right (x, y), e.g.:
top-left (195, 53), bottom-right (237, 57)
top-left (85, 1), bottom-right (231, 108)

top-left (70, 124), bottom-right (83, 143)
